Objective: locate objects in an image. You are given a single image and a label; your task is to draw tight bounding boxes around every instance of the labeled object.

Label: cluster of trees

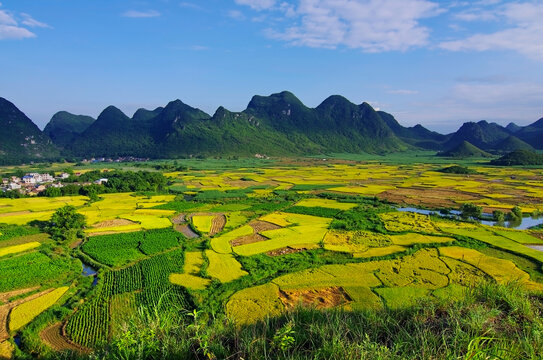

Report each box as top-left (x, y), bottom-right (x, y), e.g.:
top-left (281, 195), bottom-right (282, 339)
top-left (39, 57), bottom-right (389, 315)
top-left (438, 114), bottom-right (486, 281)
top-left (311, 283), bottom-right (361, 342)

top-left (461, 203), bottom-right (525, 223)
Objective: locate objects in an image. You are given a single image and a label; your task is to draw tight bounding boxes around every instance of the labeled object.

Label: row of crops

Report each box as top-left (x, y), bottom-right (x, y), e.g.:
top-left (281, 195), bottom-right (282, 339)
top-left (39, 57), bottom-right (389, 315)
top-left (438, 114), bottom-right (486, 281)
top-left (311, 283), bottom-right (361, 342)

top-left (81, 228), bottom-right (184, 267)
top-left (66, 249), bottom-right (193, 347)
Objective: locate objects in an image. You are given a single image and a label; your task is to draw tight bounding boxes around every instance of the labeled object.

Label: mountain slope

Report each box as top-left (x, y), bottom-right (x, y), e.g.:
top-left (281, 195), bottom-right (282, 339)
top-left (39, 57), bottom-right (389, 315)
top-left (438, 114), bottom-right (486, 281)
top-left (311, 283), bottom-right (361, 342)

top-left (437, 141), bottom-right (492, 158)
top-left (43, 111), bottom-right (95, 148)
top-left (378, 111), bottom-right (448, 150)
top-left (516, 118), bottom-right (543, 149)
top-left (496, 135), bottom-right (534, 153)
top-left (69, 106), bottom-right (155, 157)
top-left (0, 98), bottom-right (59, 164)
top-left (443, 121), bottom-right (510, 151)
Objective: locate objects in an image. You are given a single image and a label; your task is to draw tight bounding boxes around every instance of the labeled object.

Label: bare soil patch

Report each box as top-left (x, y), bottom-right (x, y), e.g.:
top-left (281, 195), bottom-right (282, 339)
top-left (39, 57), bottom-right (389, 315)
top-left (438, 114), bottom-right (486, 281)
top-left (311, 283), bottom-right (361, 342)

top-left (249, 220), bottom-right (281, 232)
top-left (231, 233), bottom-right (268, 247)
top-left (279, 287), bottom-right (351, 309)
top-left (266, 247), bottom-right (307, 257)
top-left (378, 187), bottom-right (480, 209)
top-left (171, 214), bottom-right (186, 225)
top-left (210, 215), bottom-right (226, 236)
top-left (0, 287), bottom-right (38, 305)
top-left (40, 322), bottom-right (86, 353)
top-left (91, 219), bottom-right (137, 229)
top-left (175, 224), bottom-right (199, 239)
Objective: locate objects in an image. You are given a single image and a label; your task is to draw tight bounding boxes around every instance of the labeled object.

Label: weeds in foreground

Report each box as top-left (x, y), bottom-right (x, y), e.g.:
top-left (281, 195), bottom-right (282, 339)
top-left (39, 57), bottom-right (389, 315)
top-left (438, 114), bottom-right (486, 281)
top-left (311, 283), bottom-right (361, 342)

top-left (42, 281), bottom-right (543, 360)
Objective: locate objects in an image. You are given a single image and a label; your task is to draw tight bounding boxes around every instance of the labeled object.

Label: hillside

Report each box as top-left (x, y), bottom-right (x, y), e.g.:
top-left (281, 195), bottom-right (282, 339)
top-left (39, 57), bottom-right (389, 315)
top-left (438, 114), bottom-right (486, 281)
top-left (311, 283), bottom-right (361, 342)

top-left (378, 111), bottom-right (448, 150)
top-left (66, 92), bottom-right (408, 158)
top-left (443, 120), bottom-right (510, 151)
top-left (43, 111), bottom-right (95, 148)
top-left (496, 135), bottom-right (535, 153)
top-left (0, 97), bottom-right (59, 164)
top-left (490, 150), bottom-right (543, 166)
top-left (515, 118), bottom-right (543, 149)
top-left (437, 141), bottom-right (492, 158)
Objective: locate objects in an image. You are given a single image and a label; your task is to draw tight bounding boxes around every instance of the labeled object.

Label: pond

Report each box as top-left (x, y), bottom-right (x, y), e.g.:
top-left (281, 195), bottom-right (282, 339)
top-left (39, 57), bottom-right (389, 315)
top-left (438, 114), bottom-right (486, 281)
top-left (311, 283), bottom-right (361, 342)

top-left (81, 262), bottom-right (98, 286)
top-left (397, 207), bottom-right (543, 230)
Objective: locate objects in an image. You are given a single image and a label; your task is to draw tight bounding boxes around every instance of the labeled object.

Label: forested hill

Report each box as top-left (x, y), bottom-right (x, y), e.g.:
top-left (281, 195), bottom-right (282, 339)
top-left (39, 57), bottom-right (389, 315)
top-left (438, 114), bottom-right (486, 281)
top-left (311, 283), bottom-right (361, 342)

top-left (2, 92), bottom-right (543, 164)
top-left (0, 97), bottom-right (59, 165)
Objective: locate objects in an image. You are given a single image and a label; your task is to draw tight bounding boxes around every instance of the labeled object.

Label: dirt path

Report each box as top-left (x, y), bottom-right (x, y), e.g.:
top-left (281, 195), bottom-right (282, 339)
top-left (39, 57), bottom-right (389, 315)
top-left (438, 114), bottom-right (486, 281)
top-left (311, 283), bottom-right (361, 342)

top-left (171, 214), bottom-right (186, 225)
top-left (40, 322), bottom-right (86, 353)
top-left (0, 287), bottom-right (38, 305)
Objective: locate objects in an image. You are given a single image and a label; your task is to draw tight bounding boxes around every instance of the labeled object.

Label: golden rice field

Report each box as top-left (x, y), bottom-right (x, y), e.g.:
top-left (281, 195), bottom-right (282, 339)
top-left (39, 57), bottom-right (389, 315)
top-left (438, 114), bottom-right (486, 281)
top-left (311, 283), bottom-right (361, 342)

top-left (9, 287), bottom-right (69, 332)
top-left (3, 157), bottom-right (543, 356)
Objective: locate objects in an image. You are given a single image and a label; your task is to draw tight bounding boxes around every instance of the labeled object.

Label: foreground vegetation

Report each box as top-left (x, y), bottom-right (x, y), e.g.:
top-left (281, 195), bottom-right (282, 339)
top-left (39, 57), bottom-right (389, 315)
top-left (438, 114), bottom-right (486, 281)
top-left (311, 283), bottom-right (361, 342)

top-left (13, 282), bottom-right (543, 360)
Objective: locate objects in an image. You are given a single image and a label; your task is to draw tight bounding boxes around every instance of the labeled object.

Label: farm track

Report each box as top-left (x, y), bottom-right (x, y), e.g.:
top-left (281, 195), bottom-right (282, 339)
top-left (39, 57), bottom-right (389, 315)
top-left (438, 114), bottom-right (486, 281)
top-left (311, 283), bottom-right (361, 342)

top-left (0, 289), bottom-right (54, 342)
top-left (40, 322), bottom-right (86, 353)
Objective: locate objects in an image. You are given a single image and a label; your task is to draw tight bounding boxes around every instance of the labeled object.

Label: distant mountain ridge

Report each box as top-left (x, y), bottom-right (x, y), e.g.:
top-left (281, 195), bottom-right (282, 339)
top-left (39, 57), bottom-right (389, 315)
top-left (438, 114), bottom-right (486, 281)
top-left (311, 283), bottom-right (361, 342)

top-left (1, 92), bottom-right (543, 164)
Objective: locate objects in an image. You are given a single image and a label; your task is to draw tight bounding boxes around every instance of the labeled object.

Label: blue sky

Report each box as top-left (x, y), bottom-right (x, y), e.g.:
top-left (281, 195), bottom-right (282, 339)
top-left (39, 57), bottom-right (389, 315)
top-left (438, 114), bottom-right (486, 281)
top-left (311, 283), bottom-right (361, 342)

top-left (1, 0), bottom-right (542, 133)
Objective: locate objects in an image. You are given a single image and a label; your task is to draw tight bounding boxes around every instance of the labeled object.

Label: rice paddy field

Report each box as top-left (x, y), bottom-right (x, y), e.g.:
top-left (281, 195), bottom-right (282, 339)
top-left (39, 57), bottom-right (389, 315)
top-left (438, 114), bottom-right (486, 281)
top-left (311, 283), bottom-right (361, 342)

top-left (2, 156), bottom-right (543, 358)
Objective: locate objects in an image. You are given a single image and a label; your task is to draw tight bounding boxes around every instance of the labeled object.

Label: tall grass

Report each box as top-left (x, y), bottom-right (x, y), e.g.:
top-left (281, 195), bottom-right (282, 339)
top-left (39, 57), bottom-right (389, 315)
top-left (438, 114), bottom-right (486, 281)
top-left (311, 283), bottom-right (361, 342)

top-left (41, 282), bottom-right (543, 360)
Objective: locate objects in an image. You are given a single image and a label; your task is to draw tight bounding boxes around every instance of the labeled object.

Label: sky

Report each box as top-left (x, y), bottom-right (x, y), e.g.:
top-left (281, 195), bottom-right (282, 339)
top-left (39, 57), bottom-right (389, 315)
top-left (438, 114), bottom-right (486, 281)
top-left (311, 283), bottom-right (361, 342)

top-left (1, 0), bottom-right (543, 133)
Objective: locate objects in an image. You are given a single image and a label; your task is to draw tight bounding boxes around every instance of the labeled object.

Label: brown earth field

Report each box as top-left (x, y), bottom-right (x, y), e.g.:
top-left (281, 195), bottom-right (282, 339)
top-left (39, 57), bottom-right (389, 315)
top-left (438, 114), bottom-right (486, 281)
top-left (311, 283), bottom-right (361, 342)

top-left (279, 287), bottom-right (351, 309)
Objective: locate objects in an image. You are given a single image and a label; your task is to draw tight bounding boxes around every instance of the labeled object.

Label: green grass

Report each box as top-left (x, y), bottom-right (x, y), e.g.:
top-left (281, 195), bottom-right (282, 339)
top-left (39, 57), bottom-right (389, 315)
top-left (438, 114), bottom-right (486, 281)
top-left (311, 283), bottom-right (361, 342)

top-left (0, 252), bottom-right (78, 292)
top-left (82, 232), bottom-right (146, 267)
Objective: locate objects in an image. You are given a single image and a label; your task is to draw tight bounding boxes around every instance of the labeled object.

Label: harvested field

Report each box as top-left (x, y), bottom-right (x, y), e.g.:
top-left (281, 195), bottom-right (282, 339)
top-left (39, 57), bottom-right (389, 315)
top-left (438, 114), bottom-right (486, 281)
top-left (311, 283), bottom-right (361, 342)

top-left (91, 219), bottom-right (138, 229)
top-left (279, 287), bottom-right (351, 309)
top-left (210, 214), bottom-right (226, 236)
top-left (249, 220), bottom-right (281, 232)
top-left (266, 247), bottom-right (309, 257)
top-left (174, 224), bottom-right (199, 239)
top-left (40, 322), bottom-right (84, 353)
top-left (230, 233), bottom-right (267, 247)
top-left (378, 187), bottom-right (479, 209)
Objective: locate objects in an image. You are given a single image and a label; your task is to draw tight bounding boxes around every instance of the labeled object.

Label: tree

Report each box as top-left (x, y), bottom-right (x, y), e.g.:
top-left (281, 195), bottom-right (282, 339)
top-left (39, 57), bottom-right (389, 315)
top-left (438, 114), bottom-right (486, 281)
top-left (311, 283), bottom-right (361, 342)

top-left (493, 210), bottom-right (505, 222)
top-left (508, 206), bottom-right (523, 221)
top-left (460, 203), bottom-right (482, 219)
top-left (46, 205), bottom-right (86, 242)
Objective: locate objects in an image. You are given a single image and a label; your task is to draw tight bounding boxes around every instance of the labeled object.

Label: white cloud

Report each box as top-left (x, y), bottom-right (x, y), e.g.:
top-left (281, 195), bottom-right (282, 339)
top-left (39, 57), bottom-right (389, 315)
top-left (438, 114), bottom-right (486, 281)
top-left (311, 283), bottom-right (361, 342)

top-left (453, 10), bottom-right (497, 21)
top-left (238, 0), bottom-right (443, 52)
top-left (190, 45), bottom-right (209, 51)
top-left (0, 24), bottom-right (35, 40)
top-left (0, 9), bottom-right (16, 25)
top-left (179, 2), bottom-right (203, 10)
top-left (0, 9), bottom-right (36, 40)
top-left (235, 0), bottom-right (276, 11)
top-left (228, 10), bottom-right (245, 20)
top-left (122, 10), bottom-right (161, 18)
top-left (440, 2), bottom-right (543, 60)
top-left (20, 13), bottom-right (51, 28)
top-left (388, 89), bottom-right (419, 95)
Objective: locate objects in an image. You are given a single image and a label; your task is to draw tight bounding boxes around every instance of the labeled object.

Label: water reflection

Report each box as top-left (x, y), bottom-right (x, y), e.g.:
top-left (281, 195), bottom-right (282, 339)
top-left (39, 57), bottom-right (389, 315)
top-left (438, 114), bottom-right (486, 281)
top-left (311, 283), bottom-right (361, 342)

top-left (397, 207), bottom-right (543, 230)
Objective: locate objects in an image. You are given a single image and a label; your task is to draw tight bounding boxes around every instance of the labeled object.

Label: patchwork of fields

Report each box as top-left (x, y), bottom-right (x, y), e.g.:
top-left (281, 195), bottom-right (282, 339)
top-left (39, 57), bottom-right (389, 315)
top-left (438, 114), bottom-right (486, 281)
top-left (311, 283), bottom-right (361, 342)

top-left (1, 157), bottom-right (543, 357)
